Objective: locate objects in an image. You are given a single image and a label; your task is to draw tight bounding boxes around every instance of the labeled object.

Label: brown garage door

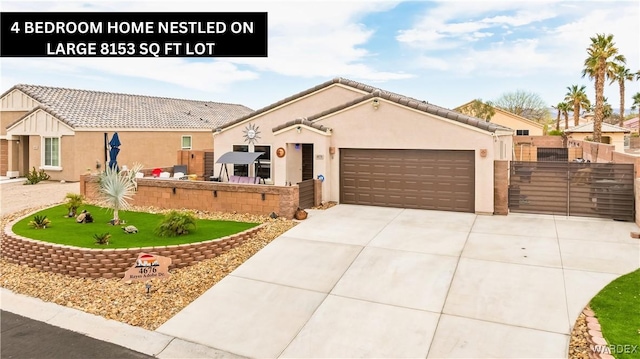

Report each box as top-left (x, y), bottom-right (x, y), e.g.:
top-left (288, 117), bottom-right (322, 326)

top-left (340, 149), bottom-right (475, 212)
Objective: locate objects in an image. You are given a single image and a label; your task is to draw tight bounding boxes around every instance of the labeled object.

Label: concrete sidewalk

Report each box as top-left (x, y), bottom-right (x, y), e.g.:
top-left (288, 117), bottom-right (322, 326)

top-left (2, 205), bottom-right (638, 358)
top-left (156, 205), bottom-right (640, 358)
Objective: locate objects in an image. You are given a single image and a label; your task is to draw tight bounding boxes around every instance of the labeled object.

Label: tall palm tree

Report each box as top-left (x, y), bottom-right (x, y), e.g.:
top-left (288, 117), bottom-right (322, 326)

top-left (564, 85), bottom-right (591, 127)
top-left (558, 102), bottom-right (571, 129)
top-left (582, 33), bottom-right (626, 142)
top-left (632, 92), bottom-right (640, 132)
top-left (553, 102), bottom-right (562, 131)
top-left (610, 64), bottom-right (634, 126)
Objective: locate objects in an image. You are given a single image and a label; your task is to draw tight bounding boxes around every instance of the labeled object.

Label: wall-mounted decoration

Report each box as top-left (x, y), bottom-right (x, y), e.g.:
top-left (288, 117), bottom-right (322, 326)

top-left (242, 123), bottom-right (261, 144)
top-left (480, 149), bottom-right (488, 157)
top-left (276, 147), bottom-right (286, 158)
top-left (295, 143), bottom-right (301, 150)
top-left (317, 174), bottom-right (325, 182)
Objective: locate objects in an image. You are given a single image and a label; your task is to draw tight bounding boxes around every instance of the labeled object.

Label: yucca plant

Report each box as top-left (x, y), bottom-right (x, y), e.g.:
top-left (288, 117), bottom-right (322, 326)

top-left (29, 215), bottom-right (51, 229)
top-left (65, 193), bottom-right (84, 217)
top-left (93, 232), bottom-right (111, 245)
top-left (97, 163), bottom-right (144, 225)
top-left (155, 210), bottom-right (197, 237)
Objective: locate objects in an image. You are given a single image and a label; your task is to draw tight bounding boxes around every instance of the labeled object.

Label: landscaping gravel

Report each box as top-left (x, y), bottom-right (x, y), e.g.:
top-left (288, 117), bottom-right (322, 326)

top-left (1, 202), bottom-right (296, 330)
top-left (569, 311), bottom-right (590, 359)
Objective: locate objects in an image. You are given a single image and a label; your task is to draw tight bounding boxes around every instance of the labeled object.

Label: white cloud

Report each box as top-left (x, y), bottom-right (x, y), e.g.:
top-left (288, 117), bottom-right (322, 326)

top-left (1, 0), bottom-right (412, 92)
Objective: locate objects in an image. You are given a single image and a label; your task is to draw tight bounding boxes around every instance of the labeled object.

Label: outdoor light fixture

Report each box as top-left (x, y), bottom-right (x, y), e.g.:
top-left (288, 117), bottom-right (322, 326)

top-left (372, 98), bottom-right (380, 110)
top-left (172, 187), bottom-right (176, 194)
top-left (296, 126), bottom-right (301, 133)
top-left (213, 190), bottom-right (217, 197)
top-left (261, 193), bottom-right (266, 201)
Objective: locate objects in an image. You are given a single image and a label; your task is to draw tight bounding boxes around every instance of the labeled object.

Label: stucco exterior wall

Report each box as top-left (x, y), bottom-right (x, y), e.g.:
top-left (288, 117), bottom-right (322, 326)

top-left (213, 84), bottom-right (362, 185)
top-left (73, 131), bottom-right (212, 180)
top-left (567, 132), bottom-right (627, 153)
top-left (490, 110), bottom-right (544, 136)
top-left (1, 111), bottom-right (27, 137)
top-left (214, 92), bottom-right (501, 214)
top-left (317, 100), bottom-right (497, 214)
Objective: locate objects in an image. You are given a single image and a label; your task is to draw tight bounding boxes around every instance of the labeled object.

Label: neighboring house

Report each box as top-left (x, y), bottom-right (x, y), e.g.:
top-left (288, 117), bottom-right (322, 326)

top-left (565, 122), bottom-right (630, 152)
top-left (0, 84), bottom-right (252, 181)
top-left (623, 117), bottom-right (639, 133)
top-left (455, 101), bottom-right (545, 136)
top-left (213, 77), bottom-right (514, 214)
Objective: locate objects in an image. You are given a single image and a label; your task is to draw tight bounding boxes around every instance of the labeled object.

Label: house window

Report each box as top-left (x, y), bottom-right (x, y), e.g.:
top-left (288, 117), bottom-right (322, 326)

top-left (43, 137), bottom-right (60, 167)
top-left (233, 145), bottom-right (249, 176)
top-left (181, 135), bottom-right (192, 150)
top-left (254, 145), bottom-right (271, 180)
top-left (516, 130), bottom-right (529, 136)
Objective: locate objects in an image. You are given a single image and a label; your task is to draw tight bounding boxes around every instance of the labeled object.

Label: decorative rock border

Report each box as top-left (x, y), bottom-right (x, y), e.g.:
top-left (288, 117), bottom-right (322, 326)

top-left (1, 215), bottom-right (266, 280)
top-left (581, 306), bottom-right (614, 359)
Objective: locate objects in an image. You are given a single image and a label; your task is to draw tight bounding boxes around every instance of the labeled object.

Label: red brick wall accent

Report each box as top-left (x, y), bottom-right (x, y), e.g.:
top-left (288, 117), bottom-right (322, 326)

top-left (81, 176), bottom-right (300, 219)
top-left (1, 218), bottom-right (266, 279)
top-left (514, 136), bottom-right (564, 148)
top-left (493, 161), bottom-right (509, 215)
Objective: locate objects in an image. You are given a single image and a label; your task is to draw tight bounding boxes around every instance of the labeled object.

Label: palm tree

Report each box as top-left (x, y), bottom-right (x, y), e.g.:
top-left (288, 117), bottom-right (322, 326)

top-left (632, 92), bottom-right (640, 114)
top-left (553, 102), bottom-right (562, 131)
top-left (97, 163), bottom-right (143, 224)
top-left (602, 97), bottom-right (613, 120)
top-left (582, 33), bottom-right (626, 142)
top-left (610, 64), bottom-right (634, 126)
top-left (558, 102), bottom-right (571, 130)
top-left (564, 85), bottom-right (591, 127)
top-left (632, 92), bottom-right (640, 132)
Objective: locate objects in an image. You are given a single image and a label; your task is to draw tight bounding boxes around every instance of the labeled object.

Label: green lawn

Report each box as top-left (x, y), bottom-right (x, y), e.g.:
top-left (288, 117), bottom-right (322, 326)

top-left (12, 204), bottom-right (259, 249)
top-left (589, 268), bottom-right (640, 359)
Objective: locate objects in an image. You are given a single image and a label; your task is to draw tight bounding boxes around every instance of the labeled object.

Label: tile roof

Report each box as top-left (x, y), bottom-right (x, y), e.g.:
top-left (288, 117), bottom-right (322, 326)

top-left (3, 84), bottom-right (253, 130)
top-left (225, 77), bottom-right (512, 134)
top-left (565, 122), bottom-right (630, 133)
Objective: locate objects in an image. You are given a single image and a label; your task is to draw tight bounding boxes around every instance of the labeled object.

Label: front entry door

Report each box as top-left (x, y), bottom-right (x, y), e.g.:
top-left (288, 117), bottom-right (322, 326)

top-left (301, 144), bottom-right (314, 180)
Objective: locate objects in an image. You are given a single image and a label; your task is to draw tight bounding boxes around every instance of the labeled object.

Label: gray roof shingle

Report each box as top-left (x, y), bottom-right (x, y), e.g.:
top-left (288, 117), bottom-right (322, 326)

top-left (4, 84), bottom-right (253, 130)
top-left (224, 77), bottom-right (512, 134)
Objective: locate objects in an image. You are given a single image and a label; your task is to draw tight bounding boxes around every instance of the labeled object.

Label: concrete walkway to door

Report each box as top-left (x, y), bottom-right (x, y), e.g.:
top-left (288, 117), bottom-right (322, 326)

top-left (157, 205), bottom-right (640, 358)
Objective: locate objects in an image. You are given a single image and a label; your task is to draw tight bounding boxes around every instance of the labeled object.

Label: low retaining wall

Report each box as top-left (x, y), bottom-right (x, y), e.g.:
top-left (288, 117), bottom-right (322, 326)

top-left (1, 217), bottom-right (266, 279)
top-left (80, 175), bottom-right (300, 219)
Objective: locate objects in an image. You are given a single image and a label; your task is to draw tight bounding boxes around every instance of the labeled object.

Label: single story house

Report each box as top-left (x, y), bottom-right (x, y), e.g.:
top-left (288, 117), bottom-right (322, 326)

top-left (0, 84), bottom-right (252, 181)
top-left (213, 77), bottom-right (514, 214)
top-left (455, 100), bottom-right (545, 136)
top-left (623, 117), bottom-right (638, 133)
top-left (565, 122), bottom-right (630, 152)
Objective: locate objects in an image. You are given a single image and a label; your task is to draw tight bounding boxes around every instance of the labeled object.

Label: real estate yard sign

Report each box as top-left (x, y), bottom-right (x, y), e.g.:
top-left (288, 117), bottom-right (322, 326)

top-left (121, 253), bottom-right (171, 282)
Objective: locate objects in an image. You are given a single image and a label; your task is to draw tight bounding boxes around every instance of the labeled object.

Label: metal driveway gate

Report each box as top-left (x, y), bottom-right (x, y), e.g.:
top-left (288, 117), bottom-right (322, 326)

top-left (509, 161), bottom-right (635, 221)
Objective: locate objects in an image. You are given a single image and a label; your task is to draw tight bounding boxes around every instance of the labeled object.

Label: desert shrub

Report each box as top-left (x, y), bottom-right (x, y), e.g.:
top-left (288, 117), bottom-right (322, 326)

top-left (65, 193), bottom-right (84, 217)
top-left (155, 210), bottom-right (197, 237)
top-left (93, 232), bottom-right (111, 245)
top-left (24, 167), bottom-right (50, 185)
top-left (29, 215), bottom-right (51, 229)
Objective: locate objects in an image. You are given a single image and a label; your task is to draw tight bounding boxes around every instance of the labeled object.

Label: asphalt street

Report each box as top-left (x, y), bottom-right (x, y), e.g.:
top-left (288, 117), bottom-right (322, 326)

top-left (1, 310), bottom-right (154, 359)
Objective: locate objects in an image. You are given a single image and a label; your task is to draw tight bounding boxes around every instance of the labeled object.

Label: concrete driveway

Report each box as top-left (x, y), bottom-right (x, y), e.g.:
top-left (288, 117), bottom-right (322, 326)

top-left (157, 205), bottom-right (640, 358)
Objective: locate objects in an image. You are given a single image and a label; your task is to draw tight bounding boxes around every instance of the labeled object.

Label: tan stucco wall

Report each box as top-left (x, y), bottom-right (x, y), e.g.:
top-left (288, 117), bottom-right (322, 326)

top-left (490, 110), bottom-right (544, 136)
top-left (567, 132), bottom-right (627, 153)
top-left (68, 131), bottom-right (212, 181)
top-left (1, 111), bottom-right (27, 136)
top-left (214, 90), bottom-right (501, 214)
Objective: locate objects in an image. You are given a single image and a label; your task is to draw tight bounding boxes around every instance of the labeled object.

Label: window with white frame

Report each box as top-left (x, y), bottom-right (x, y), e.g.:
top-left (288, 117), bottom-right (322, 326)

top-left (43, 137), bottom-right (60, 167)
top-left (181, 135), bottom-right (192, 150)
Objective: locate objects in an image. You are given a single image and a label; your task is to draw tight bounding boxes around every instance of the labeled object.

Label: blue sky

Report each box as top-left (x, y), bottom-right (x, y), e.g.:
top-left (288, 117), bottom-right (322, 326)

top-left (1, 0), bottom-right (639, 115)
